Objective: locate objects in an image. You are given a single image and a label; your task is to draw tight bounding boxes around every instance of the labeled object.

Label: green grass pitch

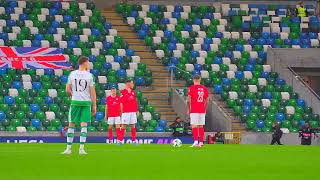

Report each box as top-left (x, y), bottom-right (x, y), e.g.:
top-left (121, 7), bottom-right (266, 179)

top-left (0, 144), bottom-right (319, 180)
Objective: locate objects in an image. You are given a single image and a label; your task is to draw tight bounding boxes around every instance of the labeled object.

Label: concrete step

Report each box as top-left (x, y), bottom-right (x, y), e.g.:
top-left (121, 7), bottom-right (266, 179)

top-left (143, 63), bottom-right (164, 67)
top-left (104, 17), bottom-right (123, 20)
top-left (124, 39), bottom-right (144, 44)
top-left (117, 33), bottom-right (138, 39)
top-left (142, 62), bottom-right (162, 66)
top-left (153, 78), bottom-right (176, 82)
top-left (102, 12), bottom-right (120, 16)
top-left (160, 112), bottom-right (177, 115)
top-left (140, 58), bottom-right (161, 63)
top-left (106, 19), bottom-right (125, 25)
top-left (147, 66), bottom-right (168, 70)
top-left (232, 127), bottom-right (246, 131)
top-left (152, 83), bottom-right (185, 87)
top-left (134, 53), bottom-right (156, 58)
top-left (152, 76), bottom-right (171, 79)
top-left (129, 45), bottom-right (150, 51)
top-left (102, 12), bottom-right (122, 18)
top-left (148, 102), bottom-right (171, 106)
top-left (146, 69), bottom-right (169, 73)
top-left (154, 107), bottom-right (175, 112)
top-left (142, 92), bottom-right (168, 95)
top-left (148, 104), bottom-right (172, 108)
top-left (110, 26), bottom-right (133, 32)
top-left (144, 96), bottom-right (169, 100)
top-left (141, 89), bottom-right (170, 93)
top-left (142, 96), bottom-right (169, 100)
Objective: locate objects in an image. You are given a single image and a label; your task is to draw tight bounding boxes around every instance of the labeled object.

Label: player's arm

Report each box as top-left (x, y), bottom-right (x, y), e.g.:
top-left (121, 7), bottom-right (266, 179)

top-left (204, 97), bottom-right (208, 109)
top-left (66, 84), bottom-right (72, 97)
top-left (90, 86), bottom-right (97, 115)
top-left (187, 88), bottom-right (191, 114)
top-left (120, 92), bottom-right (125, 114)
top-left (66, 75), bottom-right (72, 96)
top-left (89, 75), bottom-right (97, 115)
top-left (105, 103), bottom-right (108, 120)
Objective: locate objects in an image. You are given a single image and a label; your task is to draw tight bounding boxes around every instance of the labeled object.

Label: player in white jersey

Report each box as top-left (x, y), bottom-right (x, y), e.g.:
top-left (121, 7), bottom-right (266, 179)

top-left (62, 56), bottom-right (96, 155)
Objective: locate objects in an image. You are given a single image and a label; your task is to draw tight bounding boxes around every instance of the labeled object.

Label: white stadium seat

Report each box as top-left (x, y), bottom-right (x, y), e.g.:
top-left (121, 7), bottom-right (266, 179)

top-left (9, 89), bottom-right (19, 97)
top-left (22, 75), bottom-right (31, 82)
top-left (45, 111), bottom-right (55, 121)
top-left (142, 112), bottom-right (152, 121)
top-left (98, 76), bottom-right (107, 84)
top-left (48, 89), bottom-right (58, 98)
top-left (228, 91), bottom-right (238, 99)
top-left (262, 99), bottom-right (271, 107)
top-left (118, 83), bottom-right (126, 91)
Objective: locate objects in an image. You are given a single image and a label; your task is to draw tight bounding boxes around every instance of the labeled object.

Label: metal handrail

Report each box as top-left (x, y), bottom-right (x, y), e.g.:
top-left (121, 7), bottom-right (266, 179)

top-left (269, 48), bottom-right (320, 101)
top-left (287, 66), bottom-right (320, 100)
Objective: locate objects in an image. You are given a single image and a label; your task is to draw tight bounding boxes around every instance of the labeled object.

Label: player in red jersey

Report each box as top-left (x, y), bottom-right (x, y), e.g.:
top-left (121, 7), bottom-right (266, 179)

top-left (105, 87), bottom-right (122, 144)
top-left (120, 80), bottom-right (139, 144)
top-left (188, 75), bottom-right (209, 147)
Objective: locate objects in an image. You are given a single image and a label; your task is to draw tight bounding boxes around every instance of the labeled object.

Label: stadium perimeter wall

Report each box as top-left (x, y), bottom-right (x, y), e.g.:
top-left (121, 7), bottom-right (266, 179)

top-left (241, 132), bottom-right (320, 145)
top-left (1, 132), bottom-right (320, 145)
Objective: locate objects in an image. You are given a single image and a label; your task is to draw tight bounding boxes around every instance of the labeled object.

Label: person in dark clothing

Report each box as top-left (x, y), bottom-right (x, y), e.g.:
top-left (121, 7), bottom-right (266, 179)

top-left (169, 117), bottom-right (185, 137)
top-left (287, 5), bottom-right (297, 17)
top-left (214, 132), bottom-right (225, 144)
top-left (299, 123), bottom-right (318, 145)
top-left (183, 121), bottom-right (192, 135)
top-left (270, 123), bottom-right (283, 145)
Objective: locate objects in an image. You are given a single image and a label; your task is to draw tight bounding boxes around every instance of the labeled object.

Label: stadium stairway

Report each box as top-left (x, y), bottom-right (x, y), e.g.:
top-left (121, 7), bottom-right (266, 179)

top-left (213, 94), bottom-right (246, 131)
top-left (102, 8), bottom-right (185, 122)
top-left (102, 8), bottom-right (246, 131)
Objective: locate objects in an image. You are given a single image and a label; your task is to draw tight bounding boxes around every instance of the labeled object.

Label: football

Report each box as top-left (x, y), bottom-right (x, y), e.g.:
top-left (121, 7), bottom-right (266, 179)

top-left (172, 139), bottom-right (182, 147)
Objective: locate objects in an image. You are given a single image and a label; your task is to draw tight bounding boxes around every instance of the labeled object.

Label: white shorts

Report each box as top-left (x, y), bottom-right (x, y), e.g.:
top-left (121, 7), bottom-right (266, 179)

top-left (121, 112), bottom-right (137, 125)
top-left (107, 117), bottom-right (121, 125)
top-left (190, 113), bottom-right (206, 125)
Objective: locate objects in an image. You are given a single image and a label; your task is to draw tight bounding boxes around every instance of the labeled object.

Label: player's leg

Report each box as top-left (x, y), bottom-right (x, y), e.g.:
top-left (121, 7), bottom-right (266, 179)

top-left (190, 113), bottom-right (199, 147)
top-left (79, 106), bottom-right (90, 154)
top-left (62, 122), bottom-right (75, 154)
top-left (270, 136), bottom-right (276, 145)
top-left (130, 112), bottom-right (137, 143)
top-left (67, 122), bottom-right (75, 147)
top-left (198, 125), bottom-right (204, 147)
top-left (120, 113), bottom-right (129, 144)
top-left (107, 117), bottom-right (114, 143)
top-left (276, 137), bottom-right (282, 145)
top-left (120, 124), bottom-right (126, 143)
top-left (198, 113), bottom-right (206, 147)
top-left (79, 122), bottom-right (88, 154)
top-left (115, 117), bottom-right (121, 143)
top-left (62, 105), bottom-right (78, 154)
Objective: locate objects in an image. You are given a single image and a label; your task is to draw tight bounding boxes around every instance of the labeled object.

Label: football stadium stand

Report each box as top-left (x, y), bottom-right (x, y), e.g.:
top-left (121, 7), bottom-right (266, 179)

top-left (0, 1), bottom-right (171, 133)
top-left (117, 2), bottom-right (320, 133)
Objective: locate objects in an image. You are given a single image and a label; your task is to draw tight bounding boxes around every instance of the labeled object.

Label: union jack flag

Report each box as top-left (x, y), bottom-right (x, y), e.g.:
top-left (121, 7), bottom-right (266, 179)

top-left (0, 46), bottom-right (70, 69)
